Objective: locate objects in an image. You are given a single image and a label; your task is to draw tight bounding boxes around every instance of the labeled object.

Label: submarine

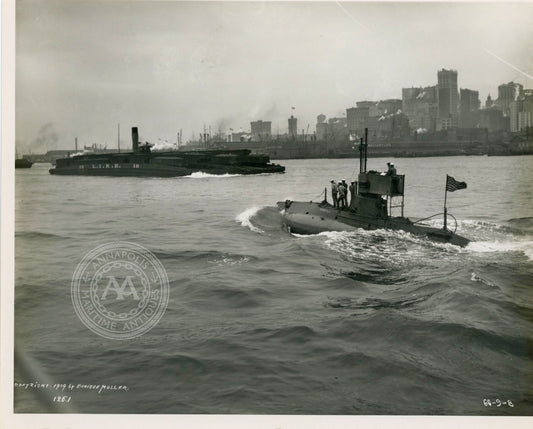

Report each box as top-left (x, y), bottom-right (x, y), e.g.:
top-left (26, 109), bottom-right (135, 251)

top-left (49, 127), bottom-right (285, 177)
top-left (277, 129), bottom-right (470, 247)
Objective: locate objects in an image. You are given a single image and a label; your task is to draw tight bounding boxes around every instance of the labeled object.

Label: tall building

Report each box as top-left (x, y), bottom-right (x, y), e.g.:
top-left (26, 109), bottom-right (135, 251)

top-left (346, 101), bottom-right (376, 136)
top-left (348, 100), bottom-right (408, 140)
top-left (497, 82), bottom-right (524, 116)
top-left (288, 115), bottom-right (298, 138)
top-left (402, 86), bottom-right (438, 133)
top-left (459, 88), bottom-right (480, 128)
top-left (250, 120), bottom-right (272, 141)
top-left (479, 107), bottom-right (505, 132)
top-left (437, 69), bottom-right (459, 130)
top-left (315, 115), bottom-right (348, 141)
top-left (327, 117), bottom-right (348, 140)
top-left (369, 99), bottom-right (402, 117)
top-left (511, 89), bottom-right (533, 132)
top-left (316, 114), bottom-right (327, 140)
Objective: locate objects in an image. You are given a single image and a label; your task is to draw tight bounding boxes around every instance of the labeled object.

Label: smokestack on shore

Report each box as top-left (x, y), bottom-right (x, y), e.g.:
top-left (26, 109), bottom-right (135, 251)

top-left (132, 127), bottom-right (139, 152)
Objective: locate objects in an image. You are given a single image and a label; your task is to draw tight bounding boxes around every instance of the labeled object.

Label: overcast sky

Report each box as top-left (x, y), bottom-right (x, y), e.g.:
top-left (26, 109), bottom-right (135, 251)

top-left (15, 0), bottom-right (533, 152)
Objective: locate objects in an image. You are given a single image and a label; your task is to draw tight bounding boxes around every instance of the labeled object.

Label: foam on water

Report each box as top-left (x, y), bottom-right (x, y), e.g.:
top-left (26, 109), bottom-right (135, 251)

top-left (470, 271), bottom-right (497, 287)
top-left (235, 206), bottom-right (265, 233)
top-left (456, 219), bottom-right (533, 261)
top-left (210, 255), bottom-right (252, 266)
top-left (185, 171), bottom-right (242, 179)
top-left (319, 228), bottom-right (463, 266)
top-left (467, 239), bottom-right (533, 261)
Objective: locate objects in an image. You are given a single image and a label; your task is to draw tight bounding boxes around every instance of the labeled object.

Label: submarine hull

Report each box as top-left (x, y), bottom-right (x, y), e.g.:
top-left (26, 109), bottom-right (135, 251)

top-left (277, 200), bottom-right (470, 247)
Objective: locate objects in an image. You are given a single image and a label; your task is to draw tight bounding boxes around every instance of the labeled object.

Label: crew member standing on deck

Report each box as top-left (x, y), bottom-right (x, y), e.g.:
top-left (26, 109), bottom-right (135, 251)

top-left (349, 181), bottom-right (356, 206)
top-left (389, 163), bottom-right (398, 192)
top-left (341, 180), bottom-right (348, 209)
top-left (341, 180), bottom-right (348, 194)
top-left (338, 181), bottom-right (346, 209)
top-left (331, 180), bottom-right (338, 208)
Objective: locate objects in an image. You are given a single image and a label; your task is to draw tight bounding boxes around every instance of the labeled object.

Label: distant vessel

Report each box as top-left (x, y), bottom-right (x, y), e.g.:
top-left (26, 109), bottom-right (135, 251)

top-left (277, 128), bottom-right (470, 247)
top-left (15, 158), bottom-right (33, 169)
top-left (49, 127), bottom-right (285, 177)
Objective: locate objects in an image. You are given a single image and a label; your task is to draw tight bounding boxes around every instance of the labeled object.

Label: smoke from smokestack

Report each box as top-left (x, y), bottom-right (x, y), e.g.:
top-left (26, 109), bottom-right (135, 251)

top-left (19, 123), bottom-right (59, 153)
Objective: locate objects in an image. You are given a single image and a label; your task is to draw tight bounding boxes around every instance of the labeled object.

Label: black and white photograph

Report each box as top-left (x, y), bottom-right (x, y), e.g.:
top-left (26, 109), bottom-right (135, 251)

top-left (2, 0), bottom-right (533, 427)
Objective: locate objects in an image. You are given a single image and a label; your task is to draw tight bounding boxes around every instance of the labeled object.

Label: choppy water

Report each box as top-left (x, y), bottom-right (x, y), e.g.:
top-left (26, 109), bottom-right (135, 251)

top-left (14, 156), bottom-right (533, 415)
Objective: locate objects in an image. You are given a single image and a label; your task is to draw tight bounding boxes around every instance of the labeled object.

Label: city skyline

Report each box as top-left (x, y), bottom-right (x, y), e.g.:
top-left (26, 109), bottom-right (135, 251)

top-left (15, 1), bottom-right (533, 151)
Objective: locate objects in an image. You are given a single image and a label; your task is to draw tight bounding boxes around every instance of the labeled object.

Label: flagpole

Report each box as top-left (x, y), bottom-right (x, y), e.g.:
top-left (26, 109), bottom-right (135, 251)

top-left (444, 175), bottom-right (448, 231)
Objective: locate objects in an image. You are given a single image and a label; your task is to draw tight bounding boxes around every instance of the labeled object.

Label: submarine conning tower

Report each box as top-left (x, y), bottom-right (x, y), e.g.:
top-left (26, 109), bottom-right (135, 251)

top-left (132, 127), bottom-right (139, 153)
top-left (351, 128), bottom-right (406, 218)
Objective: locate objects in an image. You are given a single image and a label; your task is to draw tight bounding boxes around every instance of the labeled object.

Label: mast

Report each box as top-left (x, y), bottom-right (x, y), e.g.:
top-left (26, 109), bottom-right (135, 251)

top-left (117, 123), bottom-right (120, 153)
top-left (364, 127), bottom-right (368, 172)
top-left (359, 127), bottom-right (368, 173)
top-left (443, 175), bottom-right (448, 231)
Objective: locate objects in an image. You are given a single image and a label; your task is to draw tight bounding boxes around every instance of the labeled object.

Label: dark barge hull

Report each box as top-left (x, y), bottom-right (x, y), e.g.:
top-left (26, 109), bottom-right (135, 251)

top-left (50, 163), bottom-right (285, 177)
top-left (49, 127), bottom-right (285, 177)
top-left (15, 159), bottom-right (33, 168)
top-left (49, 148), bottom-right (285, 177)
top-left (277, 200), bottom-right (470, 247)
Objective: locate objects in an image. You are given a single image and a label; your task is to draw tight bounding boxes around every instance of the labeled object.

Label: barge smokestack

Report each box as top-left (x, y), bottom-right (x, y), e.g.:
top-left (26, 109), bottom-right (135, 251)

top-left (132, 127), bottom-right (139, 152)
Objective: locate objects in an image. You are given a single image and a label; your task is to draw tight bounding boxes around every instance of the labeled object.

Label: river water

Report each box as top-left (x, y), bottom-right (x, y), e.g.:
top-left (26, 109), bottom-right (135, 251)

top-left (13, 155), bottom-right (533, 415)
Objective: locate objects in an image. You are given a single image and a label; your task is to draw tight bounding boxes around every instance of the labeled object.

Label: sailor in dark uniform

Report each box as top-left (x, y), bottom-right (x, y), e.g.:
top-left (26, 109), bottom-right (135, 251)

top-left (338, 181), bottom-right (346, 209)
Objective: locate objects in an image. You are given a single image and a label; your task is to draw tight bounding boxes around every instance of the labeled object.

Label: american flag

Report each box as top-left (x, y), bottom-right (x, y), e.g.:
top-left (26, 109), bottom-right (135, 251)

top-left (446, 175), bottom-right (467, 192)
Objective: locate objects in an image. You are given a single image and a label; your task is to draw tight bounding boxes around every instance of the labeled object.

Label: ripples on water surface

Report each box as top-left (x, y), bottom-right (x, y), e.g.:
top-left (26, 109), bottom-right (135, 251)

top-left (13, 156), bottom-right (533, 415)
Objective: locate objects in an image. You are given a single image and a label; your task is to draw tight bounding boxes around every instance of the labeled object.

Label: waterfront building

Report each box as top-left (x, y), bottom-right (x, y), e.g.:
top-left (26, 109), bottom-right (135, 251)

top-left (375, 111), bottom-right (410, 141)
top-left (347, 99), bottom-right (408, 140)
top-left (459, 89), bottom-right (480, 128)
top-left (437, 69), bottom-right (459, 130)
top-left (479, 107), bottom-right (506, 132)
top-left (230, 131), bottom-right (252, 143)
top-left (316, 114), bottom-right (327, 140)
top-left (497, 82), bottom-right (524, 116)
top-left (327, 117), bottom-right (348, 140)
top-left (346, 106), bottom-right (367, 136)
top-left (515, 89), bottom-right (533, 132)
top-left (402, 86), bottom-right (438, 133)
top-left (369, 99), bottom-right (402, 117)
top-left (250, 120), bottom-right (272, 141)
top-left (510, 100), bottom-right (523, 132)
top-left (346, 101), bottom-right (377, 136)
top-left (288, 115), bottom-right (298, 138)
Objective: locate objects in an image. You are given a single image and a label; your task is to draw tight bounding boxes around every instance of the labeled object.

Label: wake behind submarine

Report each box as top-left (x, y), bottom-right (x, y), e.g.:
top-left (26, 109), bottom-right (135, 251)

top-left (277, 128), bottom-right (470, 247)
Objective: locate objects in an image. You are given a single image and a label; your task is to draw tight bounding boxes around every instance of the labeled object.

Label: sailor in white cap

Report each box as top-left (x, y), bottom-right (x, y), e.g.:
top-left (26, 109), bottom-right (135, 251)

top-left (387, 162), bottom-right (397, 176)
